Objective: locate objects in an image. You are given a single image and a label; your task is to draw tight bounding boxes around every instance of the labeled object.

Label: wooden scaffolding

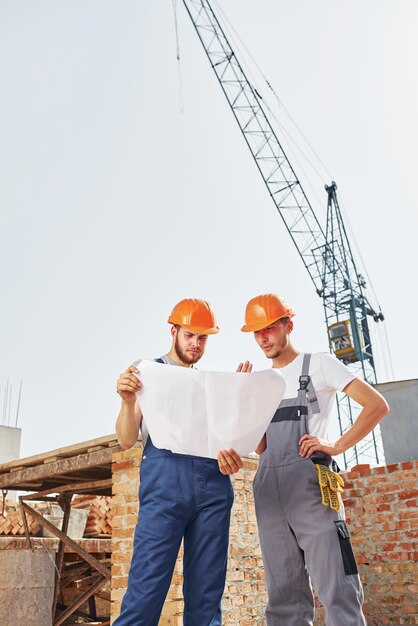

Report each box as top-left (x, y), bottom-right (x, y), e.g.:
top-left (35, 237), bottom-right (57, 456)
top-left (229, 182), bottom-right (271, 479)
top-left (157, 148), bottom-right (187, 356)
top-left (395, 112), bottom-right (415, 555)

top-left (0, 434), bottom-right (121, 625)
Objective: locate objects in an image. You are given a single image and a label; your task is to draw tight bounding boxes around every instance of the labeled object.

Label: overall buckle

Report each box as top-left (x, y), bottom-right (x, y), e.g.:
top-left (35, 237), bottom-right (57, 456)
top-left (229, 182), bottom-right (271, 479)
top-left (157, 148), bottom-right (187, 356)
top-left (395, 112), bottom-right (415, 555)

top-left (298, 375), bottom-right (310, 391)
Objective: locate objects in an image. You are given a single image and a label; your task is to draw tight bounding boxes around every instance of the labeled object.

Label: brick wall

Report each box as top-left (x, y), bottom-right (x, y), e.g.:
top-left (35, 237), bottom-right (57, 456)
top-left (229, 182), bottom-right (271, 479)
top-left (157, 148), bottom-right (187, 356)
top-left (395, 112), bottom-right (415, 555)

top-left (341, 461), bottom-right (418, 626)
top-left (111, 450), bottom-right (417, 625)
top-left (111, 448), bottom-right (142, 618)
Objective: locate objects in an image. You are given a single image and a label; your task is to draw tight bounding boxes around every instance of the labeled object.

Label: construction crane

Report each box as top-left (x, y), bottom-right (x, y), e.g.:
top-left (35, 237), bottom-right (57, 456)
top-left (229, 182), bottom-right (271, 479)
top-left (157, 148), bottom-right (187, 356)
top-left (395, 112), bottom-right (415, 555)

top-left (181, 0), bottom-right (385, 467)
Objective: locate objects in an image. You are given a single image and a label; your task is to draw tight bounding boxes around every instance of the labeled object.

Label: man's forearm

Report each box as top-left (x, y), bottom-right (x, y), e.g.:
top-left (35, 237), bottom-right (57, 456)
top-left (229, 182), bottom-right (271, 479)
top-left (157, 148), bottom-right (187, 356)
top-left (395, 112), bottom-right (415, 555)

top-left (299, 377), bottom-right (389, 460)
top-left (335, 381), bottom-right (389, 454)
top-left (334, 396), bottom-right (389, 455)
top-left (116, 401), bottom-right (142, 450)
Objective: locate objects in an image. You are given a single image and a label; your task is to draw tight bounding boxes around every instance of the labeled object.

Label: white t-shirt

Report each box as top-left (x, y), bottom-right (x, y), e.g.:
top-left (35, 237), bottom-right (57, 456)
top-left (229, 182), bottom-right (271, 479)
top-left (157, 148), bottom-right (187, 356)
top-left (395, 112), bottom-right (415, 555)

top-left (278, 352), bottom-right (356, 439)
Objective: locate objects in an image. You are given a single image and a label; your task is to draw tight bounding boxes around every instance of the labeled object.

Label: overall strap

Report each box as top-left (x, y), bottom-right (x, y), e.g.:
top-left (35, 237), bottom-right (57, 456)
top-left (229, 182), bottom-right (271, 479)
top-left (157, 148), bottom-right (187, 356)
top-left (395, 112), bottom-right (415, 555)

top-left (269, 354), bottom-right (319, 424)
top-left (297, 353), bottom-right (320, 414)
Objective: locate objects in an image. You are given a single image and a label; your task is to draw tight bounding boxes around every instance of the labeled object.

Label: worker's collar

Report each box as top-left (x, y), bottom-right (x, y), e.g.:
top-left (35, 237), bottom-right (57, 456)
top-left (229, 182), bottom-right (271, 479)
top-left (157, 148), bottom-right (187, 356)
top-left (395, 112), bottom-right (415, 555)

top-left (161, 354), bottom-right (195, 368)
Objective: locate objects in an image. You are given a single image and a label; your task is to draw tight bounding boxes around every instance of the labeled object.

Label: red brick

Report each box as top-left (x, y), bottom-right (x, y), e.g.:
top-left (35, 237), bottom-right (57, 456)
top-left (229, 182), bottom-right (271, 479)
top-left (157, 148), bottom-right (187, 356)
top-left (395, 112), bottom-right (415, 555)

top-left (378, 504), bottom-right (392, 512)
top-left (351, 464), bottom-right (371, 472)
top-left (343, 498), bottom-right (356, 507)
top-left (356, 555), bottom-right (369, 564)
top-left (398, 490), bottom-right (418, 500)
top-left (400, 511), bottom-right (418, 520)
top-left (385, 551), bottom-right (410, 561)
top-left (400, 462), bottom-right (415, 470)
top-left (112, 459), bottom-right (135, 471)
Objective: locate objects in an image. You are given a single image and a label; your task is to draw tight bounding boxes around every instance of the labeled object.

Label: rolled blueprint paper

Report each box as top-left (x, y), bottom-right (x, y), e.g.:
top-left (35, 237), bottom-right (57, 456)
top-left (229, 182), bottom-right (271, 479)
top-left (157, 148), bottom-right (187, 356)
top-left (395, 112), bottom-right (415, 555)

top-left (136, 359), bottom-right (285, 458)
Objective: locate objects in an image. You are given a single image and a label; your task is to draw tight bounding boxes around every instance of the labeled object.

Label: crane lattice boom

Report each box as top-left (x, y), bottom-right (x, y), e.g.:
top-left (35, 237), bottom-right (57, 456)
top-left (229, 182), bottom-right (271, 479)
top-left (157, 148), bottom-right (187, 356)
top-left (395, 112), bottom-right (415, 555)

top-left (182, 0), bottom-right (384, 467)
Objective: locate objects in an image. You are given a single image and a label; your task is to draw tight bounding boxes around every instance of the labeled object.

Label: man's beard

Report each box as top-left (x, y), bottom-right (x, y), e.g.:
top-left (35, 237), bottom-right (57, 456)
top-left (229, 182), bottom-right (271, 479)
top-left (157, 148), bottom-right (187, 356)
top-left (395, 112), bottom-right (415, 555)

top-left (266, 349), bottom-right (282, 359)
top-left (263, 338), bottom-right (287, 360)
top-left (174, 335), bottom-right (203, 365)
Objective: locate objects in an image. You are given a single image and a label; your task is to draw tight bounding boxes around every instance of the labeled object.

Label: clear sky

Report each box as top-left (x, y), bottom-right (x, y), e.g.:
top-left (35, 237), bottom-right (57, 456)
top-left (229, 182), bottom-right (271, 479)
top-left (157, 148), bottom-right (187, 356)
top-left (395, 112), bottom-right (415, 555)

top-left (1, 0), bottom-right (417, 458)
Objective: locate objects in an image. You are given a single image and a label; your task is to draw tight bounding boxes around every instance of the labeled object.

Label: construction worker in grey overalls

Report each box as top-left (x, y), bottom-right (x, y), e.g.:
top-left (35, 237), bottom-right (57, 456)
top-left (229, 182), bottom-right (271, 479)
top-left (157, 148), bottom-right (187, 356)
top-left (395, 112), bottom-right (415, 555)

top-left (115, 299), bottom-right (233, 626)
top-left (218, 293), bottom-right (389, 626)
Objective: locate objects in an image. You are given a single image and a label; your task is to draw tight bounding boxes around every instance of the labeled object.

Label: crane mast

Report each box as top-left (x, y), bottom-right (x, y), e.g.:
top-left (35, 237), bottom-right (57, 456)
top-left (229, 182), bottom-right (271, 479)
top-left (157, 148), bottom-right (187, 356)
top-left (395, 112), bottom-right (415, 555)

top-left (182, 0), bottom-right (384, 466)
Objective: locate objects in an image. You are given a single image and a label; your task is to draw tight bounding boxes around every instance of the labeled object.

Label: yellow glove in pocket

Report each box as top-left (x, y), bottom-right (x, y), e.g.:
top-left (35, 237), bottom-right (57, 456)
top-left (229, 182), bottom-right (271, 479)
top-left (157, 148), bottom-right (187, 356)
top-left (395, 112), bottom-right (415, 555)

top-left (314, 463), bottom-right (344, 512)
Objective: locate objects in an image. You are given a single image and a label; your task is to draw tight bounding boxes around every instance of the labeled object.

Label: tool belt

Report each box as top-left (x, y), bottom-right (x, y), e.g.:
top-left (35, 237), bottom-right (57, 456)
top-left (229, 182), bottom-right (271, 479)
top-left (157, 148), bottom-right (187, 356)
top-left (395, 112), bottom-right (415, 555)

top-left (314, 463), bottom-right (344, 511)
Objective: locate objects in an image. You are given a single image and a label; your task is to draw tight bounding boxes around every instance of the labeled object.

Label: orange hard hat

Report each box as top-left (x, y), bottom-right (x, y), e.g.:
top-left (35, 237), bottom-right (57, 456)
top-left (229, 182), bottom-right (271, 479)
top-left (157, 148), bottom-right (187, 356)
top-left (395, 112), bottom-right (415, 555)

top-left (168, 298), bottom-right (220, 334)
top-left (241, 293), bottom-right (295, 332)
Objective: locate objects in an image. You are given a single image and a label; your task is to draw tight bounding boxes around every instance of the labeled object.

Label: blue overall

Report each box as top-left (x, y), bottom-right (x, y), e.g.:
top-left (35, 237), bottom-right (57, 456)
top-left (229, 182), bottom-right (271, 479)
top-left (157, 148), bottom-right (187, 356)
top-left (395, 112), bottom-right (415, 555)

top-left (253, 354), bottom-right (366, 626)
top-left (114, 360), bottom-right (234, 626)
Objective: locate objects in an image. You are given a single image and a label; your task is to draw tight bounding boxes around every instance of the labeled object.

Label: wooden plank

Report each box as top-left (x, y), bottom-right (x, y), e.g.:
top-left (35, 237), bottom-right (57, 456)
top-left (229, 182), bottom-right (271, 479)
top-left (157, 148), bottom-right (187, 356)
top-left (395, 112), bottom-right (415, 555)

top-left (10, 481), bottom-right (111, 496)
top-left (0, 434), bottom-right (121, 473)
top-left (6, 482), bottom-right (44, 490)
top-left (0, 448), bottom-right (114, 490)
top-left (26, 468), bottom-right (110, 487)
top-left (61, 562), bottom-right (92, 583)
top-left (61, 558), bottom-right (110, 584)
top-left (22, 479), bottom-right (112, 500)
top-left (53, 495), bottom-right (72, 617)
top-left (56, 469), bottom-right (110, 481)
top-left (88, 594), bottom-right (98, 620)
top-left (0, 536), bottom-right (111, 553)
top-left (20, 499), bottom-right (32, 548)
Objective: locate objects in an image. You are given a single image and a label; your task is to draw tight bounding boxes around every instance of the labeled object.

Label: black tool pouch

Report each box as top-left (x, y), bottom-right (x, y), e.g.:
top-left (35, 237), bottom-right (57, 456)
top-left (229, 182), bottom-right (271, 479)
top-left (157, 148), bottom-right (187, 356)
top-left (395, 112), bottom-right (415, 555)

top-left (335, 520), bottom-right (358, 575)
top-left (311, 449), bottom-right (340, 472)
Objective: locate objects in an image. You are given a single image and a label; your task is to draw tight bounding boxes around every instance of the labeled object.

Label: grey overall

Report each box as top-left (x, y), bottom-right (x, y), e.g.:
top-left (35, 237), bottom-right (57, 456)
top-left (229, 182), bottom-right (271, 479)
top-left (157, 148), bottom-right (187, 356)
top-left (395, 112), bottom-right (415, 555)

top-left (253, 354), bottom-right (366, 626)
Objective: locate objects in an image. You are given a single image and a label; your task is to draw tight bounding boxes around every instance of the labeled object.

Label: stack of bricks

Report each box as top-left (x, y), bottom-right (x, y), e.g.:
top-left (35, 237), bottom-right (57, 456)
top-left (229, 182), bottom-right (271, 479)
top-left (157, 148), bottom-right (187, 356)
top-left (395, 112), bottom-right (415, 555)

top-left (72, 494), bottom-right (113, 537)
top-left (0, 501), bottom-right (47, 536)
top-left (111, 447), bottom-right (417, 625)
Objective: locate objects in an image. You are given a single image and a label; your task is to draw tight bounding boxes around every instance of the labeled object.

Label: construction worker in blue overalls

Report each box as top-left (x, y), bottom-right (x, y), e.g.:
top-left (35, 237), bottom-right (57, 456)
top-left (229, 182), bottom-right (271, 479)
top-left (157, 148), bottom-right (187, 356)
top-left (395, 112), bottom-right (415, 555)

top-left (114, 298), bottom-right (234, 626)
top-left (218, 293), bottom-right (389, 626)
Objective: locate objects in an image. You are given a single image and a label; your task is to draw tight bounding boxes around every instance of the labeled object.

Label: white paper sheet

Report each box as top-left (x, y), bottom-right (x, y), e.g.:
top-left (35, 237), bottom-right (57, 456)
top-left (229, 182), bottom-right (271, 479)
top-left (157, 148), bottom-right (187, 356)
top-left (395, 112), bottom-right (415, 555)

top-left (136, 360), bottom-right (285, 459)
